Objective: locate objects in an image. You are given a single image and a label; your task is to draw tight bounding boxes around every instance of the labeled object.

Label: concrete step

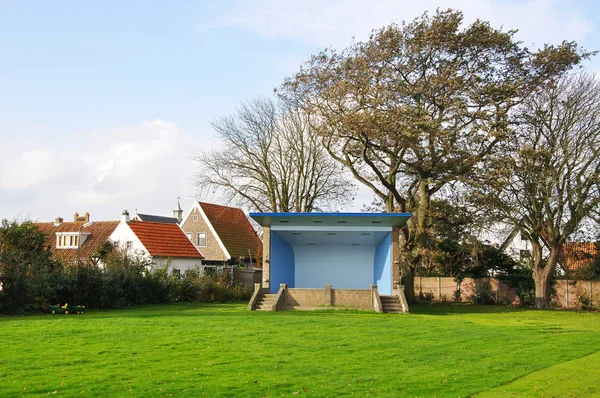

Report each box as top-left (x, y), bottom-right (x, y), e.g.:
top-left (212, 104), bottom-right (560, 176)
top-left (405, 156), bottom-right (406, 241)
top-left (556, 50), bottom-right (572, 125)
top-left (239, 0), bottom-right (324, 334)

top-left (380, 295), bottom-right (403, 313)
top-left (253, 293), bottom-right (277, 311)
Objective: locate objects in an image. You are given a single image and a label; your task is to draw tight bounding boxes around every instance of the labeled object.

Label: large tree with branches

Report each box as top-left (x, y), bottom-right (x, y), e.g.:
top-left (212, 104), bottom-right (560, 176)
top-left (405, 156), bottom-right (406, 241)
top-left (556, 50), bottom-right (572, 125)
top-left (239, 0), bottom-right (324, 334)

top-left (476, 73), bottom-right (600, 308)
top-left (194, 97), bottom-right (354, 212)
top-left (279, 9), bottom-right (586, 299)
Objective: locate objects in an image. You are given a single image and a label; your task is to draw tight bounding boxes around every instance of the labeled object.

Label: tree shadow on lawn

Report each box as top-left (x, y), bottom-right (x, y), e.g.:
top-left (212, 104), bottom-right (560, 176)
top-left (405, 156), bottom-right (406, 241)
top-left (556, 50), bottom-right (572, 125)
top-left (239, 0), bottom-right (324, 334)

top-left (408, 302), bottom-right (531, 315)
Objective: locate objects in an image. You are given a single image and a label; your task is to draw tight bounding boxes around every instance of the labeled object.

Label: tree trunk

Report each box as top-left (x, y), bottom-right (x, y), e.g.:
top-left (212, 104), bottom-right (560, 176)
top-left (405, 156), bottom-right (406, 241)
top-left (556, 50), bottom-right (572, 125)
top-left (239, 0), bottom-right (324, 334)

top-left (401, 267), bottom-right (416, 303)
top-left (416, 179), bottom-right (431, 247)
top-left (532, 245), bottom-right (559, 309)
top-left (533, 267), bottom-right (553, 309)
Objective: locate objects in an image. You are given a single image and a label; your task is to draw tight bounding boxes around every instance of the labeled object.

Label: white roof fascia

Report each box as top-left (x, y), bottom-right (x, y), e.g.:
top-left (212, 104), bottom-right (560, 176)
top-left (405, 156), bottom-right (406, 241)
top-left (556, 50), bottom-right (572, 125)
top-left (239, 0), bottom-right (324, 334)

top-left (197, 202), bottom-right (231, 260)
top-left (179, 201), bottom-right (198, 227)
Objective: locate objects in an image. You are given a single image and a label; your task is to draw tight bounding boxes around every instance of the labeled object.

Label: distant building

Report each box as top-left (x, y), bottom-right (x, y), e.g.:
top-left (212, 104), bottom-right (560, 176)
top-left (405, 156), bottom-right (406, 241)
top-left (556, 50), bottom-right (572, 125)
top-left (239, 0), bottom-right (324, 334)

top-left (478, 222), bottom-right (534, 262)
top-left (179, 201), bottom-right (262, 265)
top-left (35, 212), bottom-right (119, 266)
top-left (560, 242), bottom-right (599, 271)
top-left (109, 210), bottom-right (203, 277)
top-left (131, 198), bottom-right (184, 224)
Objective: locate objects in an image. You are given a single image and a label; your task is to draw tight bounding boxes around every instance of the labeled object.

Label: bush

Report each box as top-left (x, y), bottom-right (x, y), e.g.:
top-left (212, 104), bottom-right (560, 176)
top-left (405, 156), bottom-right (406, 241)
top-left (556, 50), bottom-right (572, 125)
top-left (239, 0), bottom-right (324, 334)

top-left (0, 222), bottom-right (253, 314)
top-left (500, 271), bottom-right (536, 307)
top-left (418, 291), bottom-right (434, 302)
top-left (181, 270), bottom-right (252, 303)
top-left (470, 279), bottom-right (496, 305)
top-left (573, 282), bottom-right (600, 311)
top-left (453, 288), bottom-right (462, 303)
top-left (0, 220), bottom-right (60, 314)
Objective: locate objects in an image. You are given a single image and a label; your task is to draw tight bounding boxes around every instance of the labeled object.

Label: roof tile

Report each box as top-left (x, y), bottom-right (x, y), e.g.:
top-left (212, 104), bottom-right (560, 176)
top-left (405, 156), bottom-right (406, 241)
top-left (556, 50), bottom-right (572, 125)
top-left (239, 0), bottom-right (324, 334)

top-left (128, 221), bottom-right (203, 259)
top-left (199, 202), bottom-right (262, 258)
top-left (35, 221), bottom-right (119, 263)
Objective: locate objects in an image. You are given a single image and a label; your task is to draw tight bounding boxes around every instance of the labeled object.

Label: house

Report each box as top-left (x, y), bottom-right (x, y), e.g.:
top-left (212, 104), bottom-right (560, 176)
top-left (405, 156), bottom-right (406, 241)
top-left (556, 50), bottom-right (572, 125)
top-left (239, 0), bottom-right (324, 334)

top-left (35, 212), bottom-right (119, 265)
top-left (560, 242), bottom-right (599, 271)
top-left (109, 210), bottom-right (203, 277)
top-left (478, 222), bottom-right (534, 262)
top-left (247, 212), bottom-right (411, 313)
top-left (479, 223), bottom-right (598, 273)
top-left (131, 199), bottom-right (184, 224)
top-left (179, 201), bottom-right (262, 265)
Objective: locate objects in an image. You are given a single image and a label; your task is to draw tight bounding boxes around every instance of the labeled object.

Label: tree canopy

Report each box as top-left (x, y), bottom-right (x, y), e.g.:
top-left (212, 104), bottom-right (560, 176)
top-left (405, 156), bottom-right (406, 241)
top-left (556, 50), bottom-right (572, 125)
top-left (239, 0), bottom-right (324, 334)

top-left (475, 73), bottom-right (600, 308)
top-left (279, 9), bottom-right (587, 299)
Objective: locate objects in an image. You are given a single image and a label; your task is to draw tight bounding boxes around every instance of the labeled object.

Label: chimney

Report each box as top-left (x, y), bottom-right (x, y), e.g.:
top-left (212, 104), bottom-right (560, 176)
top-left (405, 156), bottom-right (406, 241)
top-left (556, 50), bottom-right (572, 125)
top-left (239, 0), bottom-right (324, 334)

top-left (121, 210), bottom-right (130, 223)
top-left (54, 217), bottom-right (63, 226)
top-left (173, 197), bottom-right (183, 223)
top-left (73, 212), bottom-right (90, 222)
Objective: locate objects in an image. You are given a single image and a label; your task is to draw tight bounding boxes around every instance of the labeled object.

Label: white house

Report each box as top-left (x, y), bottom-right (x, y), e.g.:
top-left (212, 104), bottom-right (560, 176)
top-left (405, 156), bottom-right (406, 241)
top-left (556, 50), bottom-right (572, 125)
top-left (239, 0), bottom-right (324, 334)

top-left (478, 222), bottom-right (534, 262)
top-left (110, 210), bottom-right (203, 277)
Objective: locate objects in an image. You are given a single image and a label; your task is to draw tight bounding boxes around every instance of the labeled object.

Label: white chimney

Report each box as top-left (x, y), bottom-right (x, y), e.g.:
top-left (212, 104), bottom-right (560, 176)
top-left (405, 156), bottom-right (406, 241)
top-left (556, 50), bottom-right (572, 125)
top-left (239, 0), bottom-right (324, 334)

top-left (121, 210), bottom-right (130, 223)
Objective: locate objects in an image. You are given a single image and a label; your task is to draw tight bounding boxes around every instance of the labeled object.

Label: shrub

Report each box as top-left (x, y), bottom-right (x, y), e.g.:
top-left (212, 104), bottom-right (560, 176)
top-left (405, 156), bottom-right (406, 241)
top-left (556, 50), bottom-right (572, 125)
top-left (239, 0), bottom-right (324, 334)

top-left (501, 271), bottom-right (536, 307)
top-left (453, 288), bottom-right (462, 303)
top-left (180, 271), bottom-right (252, 303)
top-left (573, 283), bottom-right (600, 311)
top-left (470, 279), bottom-right (496, 305)
top-left (418, 291), bottom-right (434, 302)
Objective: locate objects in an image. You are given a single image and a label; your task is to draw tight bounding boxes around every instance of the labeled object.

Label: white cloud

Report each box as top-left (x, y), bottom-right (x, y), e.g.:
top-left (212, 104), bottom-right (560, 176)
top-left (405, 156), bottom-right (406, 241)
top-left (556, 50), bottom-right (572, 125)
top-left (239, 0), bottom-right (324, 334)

top-left (210, 0), bottom-right (595, 49)
top-left (0, 119), bottom-right (200, 222)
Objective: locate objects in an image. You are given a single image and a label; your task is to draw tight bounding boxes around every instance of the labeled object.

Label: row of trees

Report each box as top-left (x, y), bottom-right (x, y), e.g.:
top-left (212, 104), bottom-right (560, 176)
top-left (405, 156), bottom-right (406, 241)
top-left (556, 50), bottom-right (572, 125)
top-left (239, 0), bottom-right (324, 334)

top-left (194, 10), bottom-right (600, 308)
top-left (0, 220), bottom-right (252, 314)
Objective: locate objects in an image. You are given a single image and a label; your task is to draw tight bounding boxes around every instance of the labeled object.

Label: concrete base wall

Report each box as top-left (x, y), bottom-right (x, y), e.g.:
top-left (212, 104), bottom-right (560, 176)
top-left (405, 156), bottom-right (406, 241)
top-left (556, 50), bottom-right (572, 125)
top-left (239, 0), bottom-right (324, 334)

top-left (282, 287), bottom-right (374, 311)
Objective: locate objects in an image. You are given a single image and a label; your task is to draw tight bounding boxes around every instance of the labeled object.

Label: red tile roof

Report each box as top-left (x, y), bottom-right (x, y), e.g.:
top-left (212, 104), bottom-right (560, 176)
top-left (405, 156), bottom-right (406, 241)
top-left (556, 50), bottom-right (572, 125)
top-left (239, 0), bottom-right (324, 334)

top-left (128, 221), bottom-right (203, 259)
top-left (561, 242), bottom-right (599, 270)
top-left (35, 221), bottom-right (119, 264)
top-left (199, 202), bottom-right (262, 258)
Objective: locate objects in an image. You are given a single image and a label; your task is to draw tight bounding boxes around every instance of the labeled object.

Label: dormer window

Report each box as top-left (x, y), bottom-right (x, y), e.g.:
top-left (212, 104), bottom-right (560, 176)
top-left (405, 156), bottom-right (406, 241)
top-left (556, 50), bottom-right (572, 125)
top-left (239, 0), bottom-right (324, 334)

top-left (56, 232), bottom-right (89, 249)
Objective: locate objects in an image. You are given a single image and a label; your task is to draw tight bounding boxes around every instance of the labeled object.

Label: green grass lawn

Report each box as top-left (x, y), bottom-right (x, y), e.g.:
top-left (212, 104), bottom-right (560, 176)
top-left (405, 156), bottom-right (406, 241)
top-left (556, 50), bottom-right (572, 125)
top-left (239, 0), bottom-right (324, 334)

top-left (1, 303), bottom-right (599, 397)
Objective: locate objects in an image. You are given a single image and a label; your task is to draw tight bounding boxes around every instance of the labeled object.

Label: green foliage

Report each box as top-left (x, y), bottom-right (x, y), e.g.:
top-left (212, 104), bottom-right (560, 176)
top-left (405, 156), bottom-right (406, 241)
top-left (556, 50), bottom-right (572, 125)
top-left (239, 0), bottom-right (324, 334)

top-left (470, 279), bottom-right (496, 305)
top-left (572, 282), bottom-right (600, 311)
top-left (0, 219), bottom-right (59, 314)
top-left (500, 267), bottom-right (536, 307)
top-left (0, 222), bottom-right (250, 313)
top-left (453, 288), bottom-right (463, 303)
top-left (181, 270), bottom-right (252, 303)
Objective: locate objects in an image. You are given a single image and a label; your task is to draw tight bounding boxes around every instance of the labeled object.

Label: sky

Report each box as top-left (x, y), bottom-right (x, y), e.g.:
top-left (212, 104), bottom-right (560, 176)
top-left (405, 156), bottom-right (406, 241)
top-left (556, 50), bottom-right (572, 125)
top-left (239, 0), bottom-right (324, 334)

top-left (1, 0), bottom-right (599, 222)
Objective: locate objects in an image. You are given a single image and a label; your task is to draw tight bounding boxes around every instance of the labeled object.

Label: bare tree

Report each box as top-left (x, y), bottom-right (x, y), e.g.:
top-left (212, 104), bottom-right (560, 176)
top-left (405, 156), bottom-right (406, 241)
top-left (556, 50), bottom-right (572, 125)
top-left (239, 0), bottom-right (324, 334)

top-left (477, 73), bottom-right (600, 308)
top-left (193, 98), bottom-right (354, 212)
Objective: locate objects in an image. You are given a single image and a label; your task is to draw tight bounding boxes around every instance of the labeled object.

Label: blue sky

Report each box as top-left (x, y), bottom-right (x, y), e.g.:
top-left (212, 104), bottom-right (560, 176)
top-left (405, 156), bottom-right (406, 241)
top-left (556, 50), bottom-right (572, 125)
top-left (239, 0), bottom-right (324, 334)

top-left (1, 0), bottom-right (599, 222)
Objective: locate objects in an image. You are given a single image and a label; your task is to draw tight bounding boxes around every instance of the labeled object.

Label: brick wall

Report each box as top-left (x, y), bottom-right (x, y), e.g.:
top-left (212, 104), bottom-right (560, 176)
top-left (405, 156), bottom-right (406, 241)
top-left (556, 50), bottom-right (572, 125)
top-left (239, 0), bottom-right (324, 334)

top-left (282, 287), bottom-right (373, 310)
top-left (414, 276), bottom-right (600, 308)
top-left (180, 207), bottom-right (227, 262)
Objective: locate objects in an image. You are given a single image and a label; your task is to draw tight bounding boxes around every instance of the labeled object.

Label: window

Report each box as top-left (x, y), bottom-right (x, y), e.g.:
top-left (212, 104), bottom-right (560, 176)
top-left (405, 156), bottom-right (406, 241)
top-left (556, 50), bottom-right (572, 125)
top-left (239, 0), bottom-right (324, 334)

top-left (172, 269), bottom-right (181, 279)
top-left (186, 233), bottom-right (192, 241)
top-left (197, 232), bottom-right (207, 247)
top-left (56, 233), bottom-right (80, 249)
top-left (193, 215), bottom-right (199, 222)
top-left (520, 249), bottom-right (531, 261)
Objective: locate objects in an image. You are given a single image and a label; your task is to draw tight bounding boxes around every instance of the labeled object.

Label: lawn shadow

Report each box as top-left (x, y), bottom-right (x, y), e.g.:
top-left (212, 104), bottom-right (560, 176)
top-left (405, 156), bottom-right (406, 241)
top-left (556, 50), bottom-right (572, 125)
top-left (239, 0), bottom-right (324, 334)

top-left (408, 302), bottom-right (531, 316)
